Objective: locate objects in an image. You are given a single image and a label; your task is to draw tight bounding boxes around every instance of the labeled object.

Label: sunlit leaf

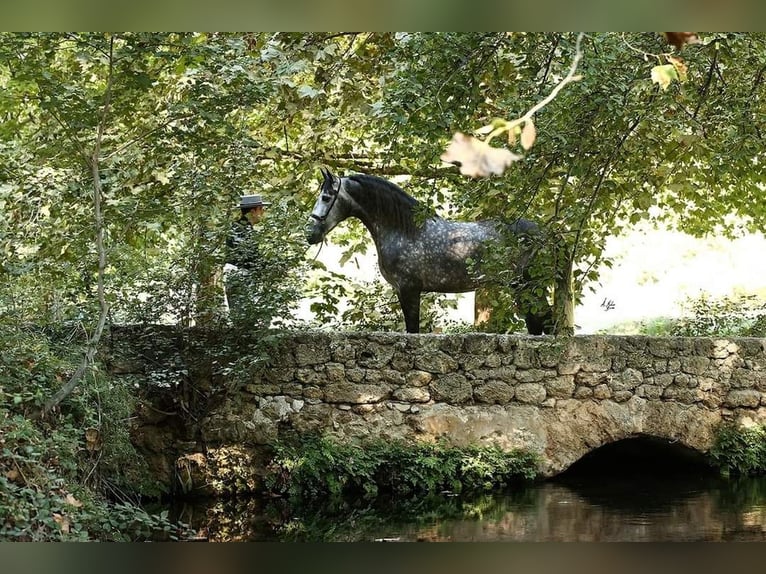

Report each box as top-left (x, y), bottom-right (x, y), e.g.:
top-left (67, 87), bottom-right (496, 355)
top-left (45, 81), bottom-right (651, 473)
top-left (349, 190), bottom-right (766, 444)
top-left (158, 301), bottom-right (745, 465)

top-left (441, 132), bottom-right (522, 178)
top-left (475, 118), bottom-right (508, 135)
top-left (667, 56), bottom-right (688, 83)
top-left (651, 64), bottom-right (678, 91)
top-left (520, 119), bottom-right (536, 150)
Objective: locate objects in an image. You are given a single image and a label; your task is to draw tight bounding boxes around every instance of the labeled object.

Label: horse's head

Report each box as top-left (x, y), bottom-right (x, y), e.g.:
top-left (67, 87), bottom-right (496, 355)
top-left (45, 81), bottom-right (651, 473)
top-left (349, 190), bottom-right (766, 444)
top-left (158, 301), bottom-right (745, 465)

top-left (307, 167), bottom-right (344, 244)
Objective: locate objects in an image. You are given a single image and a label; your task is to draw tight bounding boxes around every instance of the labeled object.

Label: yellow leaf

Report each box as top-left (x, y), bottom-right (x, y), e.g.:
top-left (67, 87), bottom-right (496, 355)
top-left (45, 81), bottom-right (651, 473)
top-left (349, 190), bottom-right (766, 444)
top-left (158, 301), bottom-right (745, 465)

top-left (53, 513), bottom-right (71, 533)
top-left (520, 119), bottom-right (537, 150)
top-left (65, 493), bottom-right (83, 508)
top-left (441, 132), bottom-right (522, 178)
top-left (507, 126), bottom-right (518, 147)
top-left (152, 169), bottom-right (171, 185)
top-left (475, 118), bottom-right (508, 135)
top-left (651, 64), bottom-right (678, 91)
top-left (668, 56), bottom-right (688, 83)
top-left (85, 428), bottom-right (102, 452)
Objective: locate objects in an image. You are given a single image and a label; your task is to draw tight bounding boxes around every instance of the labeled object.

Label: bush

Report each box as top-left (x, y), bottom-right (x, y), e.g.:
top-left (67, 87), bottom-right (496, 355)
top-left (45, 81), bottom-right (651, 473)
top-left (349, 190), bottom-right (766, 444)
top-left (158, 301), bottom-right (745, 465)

top-left (670, 293), bottom-right (766, 337)
top-left (264, 434), bottom-right (539, 503)
top-left (0, 320), bottom-right (189, 541)
top-left (708, 423), bottom-right (766, 477)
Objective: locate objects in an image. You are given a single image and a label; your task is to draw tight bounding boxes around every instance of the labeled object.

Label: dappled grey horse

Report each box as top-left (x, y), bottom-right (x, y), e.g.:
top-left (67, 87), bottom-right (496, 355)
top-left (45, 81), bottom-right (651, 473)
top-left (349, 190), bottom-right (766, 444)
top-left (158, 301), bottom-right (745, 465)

top-left (306, 167), bottom-right (553, 334)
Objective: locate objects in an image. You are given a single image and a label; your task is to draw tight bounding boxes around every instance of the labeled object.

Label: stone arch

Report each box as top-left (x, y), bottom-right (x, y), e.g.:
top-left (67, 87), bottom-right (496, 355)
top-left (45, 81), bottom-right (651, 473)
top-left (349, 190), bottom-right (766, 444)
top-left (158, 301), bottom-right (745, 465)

top-left (561, 434), bottom-right (714, 477)
top-left (537, 397), bottom-right (723, 476)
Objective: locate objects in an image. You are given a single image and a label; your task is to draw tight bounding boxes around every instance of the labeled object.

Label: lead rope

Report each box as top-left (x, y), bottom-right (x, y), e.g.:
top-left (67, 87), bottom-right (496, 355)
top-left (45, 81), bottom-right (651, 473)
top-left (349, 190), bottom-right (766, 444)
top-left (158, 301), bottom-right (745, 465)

top-left (308, 240), bottom-right (325, 262)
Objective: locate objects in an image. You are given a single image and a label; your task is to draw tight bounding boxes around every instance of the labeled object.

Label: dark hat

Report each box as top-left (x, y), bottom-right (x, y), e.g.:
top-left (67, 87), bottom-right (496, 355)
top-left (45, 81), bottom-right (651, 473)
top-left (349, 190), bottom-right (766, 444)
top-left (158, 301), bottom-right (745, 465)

top-left (237, 194), bottom-right (271, 209)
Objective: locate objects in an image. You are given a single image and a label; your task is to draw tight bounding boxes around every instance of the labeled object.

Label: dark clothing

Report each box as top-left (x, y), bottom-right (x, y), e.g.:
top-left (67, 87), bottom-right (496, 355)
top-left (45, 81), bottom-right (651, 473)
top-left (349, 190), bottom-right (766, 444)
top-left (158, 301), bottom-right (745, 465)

top-left (225, 216), bottom-right (259, 270)
top-left (224, 216), bottom-right (261, 319)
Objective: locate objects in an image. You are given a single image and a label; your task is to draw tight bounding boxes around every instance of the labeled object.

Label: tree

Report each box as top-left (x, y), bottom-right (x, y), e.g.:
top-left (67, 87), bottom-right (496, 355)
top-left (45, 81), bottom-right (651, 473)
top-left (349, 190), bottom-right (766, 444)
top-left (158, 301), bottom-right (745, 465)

top-left (3, 33), bottom-right (765, 342)
top-left (0, 33), bottom-right (311, 410)
top-left (360, 32), bottom-right (766, 334)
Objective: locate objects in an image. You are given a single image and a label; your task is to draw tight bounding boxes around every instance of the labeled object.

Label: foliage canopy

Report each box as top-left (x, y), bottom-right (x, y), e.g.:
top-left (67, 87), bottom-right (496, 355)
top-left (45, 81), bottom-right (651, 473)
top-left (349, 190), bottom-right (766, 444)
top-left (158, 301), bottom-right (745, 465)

top-left (2, 32), bottom-right (765, 332)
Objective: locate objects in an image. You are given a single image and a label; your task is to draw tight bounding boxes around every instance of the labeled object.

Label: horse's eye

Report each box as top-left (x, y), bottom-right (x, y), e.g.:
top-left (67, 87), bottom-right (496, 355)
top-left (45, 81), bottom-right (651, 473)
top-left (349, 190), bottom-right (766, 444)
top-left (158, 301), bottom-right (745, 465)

top-left (321, 194), bottom-right (332, 202)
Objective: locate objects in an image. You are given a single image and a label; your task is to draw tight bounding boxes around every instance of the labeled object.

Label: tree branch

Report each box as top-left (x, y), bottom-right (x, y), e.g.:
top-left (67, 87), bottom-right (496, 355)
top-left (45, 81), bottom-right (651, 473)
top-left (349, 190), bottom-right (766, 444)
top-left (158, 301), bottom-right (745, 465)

top-left (568, 97), bottom-right (652, 272)
top-left (693, 48), bottom-right (718, 120)
top-left (42, 35), bottom-right (115, 417)
top-left (502, 32), bottom-right (585, 134)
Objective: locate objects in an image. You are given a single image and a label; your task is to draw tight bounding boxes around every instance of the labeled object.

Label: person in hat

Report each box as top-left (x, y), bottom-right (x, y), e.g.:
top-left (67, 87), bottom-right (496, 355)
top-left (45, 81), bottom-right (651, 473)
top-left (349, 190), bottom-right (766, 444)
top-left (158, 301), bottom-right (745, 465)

top-left (224, 194), bottom-right (271, 320)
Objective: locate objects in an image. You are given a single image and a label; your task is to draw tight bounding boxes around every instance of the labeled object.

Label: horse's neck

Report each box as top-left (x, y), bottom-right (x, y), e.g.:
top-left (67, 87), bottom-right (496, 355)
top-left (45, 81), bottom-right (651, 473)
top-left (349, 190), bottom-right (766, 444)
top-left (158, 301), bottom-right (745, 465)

top-left (344, 183), bottom-right (415, 245)
top-left (350, 206), bottom-right (397, 246)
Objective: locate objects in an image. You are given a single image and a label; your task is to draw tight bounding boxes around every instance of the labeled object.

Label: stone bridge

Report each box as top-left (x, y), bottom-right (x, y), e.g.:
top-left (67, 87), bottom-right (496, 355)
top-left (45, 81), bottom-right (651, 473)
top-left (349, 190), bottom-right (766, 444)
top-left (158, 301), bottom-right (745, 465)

top-left (108, 327), bottom-right (766, 493)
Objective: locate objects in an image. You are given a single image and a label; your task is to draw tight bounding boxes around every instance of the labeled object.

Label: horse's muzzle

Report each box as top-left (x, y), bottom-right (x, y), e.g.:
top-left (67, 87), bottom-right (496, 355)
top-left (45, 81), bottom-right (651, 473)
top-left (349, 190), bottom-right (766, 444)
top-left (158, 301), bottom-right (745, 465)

top-left (306, 220), bottom-right (325, 245)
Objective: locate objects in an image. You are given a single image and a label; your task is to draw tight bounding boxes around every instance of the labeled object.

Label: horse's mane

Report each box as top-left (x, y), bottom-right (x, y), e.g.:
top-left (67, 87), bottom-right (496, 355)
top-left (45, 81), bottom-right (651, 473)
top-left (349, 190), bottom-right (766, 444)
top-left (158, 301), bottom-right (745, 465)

top-left (344, 174), bottom-right (423, 234)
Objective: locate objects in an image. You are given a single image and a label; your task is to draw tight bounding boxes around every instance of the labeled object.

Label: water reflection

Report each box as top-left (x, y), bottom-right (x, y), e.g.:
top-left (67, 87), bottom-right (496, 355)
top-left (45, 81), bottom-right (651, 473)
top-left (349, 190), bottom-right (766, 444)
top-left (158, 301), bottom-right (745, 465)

top-left (169, 475), bottom-right (766, 541)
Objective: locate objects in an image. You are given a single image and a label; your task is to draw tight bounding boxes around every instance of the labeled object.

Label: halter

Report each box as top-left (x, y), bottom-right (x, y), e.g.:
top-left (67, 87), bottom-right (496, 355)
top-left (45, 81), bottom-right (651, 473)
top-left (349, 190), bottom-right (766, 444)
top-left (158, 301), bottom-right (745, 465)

top-left (310, 168), bottom-right (341, 223)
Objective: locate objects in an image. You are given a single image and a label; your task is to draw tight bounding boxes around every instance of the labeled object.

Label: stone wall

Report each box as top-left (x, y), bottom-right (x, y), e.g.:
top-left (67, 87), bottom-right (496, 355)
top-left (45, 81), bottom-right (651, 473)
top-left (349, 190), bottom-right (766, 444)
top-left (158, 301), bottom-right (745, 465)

top-left (107, 327), bottom-right (766, 493)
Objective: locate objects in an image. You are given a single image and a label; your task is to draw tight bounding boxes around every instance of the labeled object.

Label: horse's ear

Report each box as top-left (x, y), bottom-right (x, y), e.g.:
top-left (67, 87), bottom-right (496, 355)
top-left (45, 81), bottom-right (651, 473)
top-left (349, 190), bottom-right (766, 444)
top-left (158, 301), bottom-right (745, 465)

top-left (320, 166), bottom-right (331, 181)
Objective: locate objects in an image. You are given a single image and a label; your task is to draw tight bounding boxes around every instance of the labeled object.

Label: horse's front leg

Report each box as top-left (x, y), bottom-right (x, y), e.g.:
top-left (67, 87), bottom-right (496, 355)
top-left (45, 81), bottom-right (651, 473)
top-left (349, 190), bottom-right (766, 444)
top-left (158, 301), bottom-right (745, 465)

top-left (397, 287), bottom-right (421, 333)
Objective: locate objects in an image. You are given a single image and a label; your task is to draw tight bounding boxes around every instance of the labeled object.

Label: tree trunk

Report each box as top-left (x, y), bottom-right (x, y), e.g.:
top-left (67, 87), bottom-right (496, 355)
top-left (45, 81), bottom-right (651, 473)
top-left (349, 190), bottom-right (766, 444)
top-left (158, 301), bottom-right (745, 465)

top-left (552, 258), bottom-right (575, 336)
top-left (474, 287), bottom-right (493, 327)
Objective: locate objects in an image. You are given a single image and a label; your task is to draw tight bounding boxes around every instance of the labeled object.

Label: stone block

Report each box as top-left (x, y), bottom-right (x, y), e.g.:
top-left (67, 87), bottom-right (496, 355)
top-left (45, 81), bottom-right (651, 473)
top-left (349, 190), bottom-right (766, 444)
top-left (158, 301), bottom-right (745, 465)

top-left (325, 363), bottom-right (346, 383)
top-left (545, 376), bottom-right (575, 399)
top-left (637, 384), bottom-right (662, 400)
top-left (390, 352), bottom-right (414, 371)
top-left (579, 358), bottom-right (613, 373)
top-left (280, 383), bottom-right (303, 396)
top-left (324, 382), bottom-right (391, 404)
top-left (393, 387), bottom-right (431, 403)
top-left (330, 340), bottom-right (356, 363)
top-left (358, 341), bottom-right (396, 369)
top-left (515, 383), bottom-right (546, 405)
top-left (378, 369), bottom-right (406, 386)
top-left (654, 373), bottom-right (674, 388)
top-left (515, 368), bottom-right (548, 383)
top-left (474, 381), bottom-right (514, 404)
top-left (647, 339), bottom-right (675, 358)
top-left (295, 342), bottom-right (331, 367)
top-left (264, 367), bottom-right (296, 384)
top-left (593, 384), bottom-right (611, 400)
top-left (575, 371), bottom-right (609, 387)
top-left (681, 356), bottom-right (711, 376)
top-left (471, 366), bottom-right (516, 383)
top-left (431, 373), bottom-right (472, 404)
top-left (294, 368), bottom-right (323, 385)
top-left (610, 368), bottom-right (643, 391)
top-left (345, 368), bottom-right (365, 383)
top-left (515, 345), bottom-right (541, 369)
top-left (244, 383), bottom-right (280, 395)
top-left (415, 351), bottom-right (458, 374)
top-left (462, 334), bottom-right (498, 356)
top-left (724, 389), bottom-right (762, 408)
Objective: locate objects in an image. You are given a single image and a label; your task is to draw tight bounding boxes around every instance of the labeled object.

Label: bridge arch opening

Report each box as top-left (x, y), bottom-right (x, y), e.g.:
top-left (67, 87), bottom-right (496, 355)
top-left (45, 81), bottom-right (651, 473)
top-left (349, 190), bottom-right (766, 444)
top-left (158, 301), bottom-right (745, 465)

top-left (553, 435), bottom-right (719, 513)
top-left (560, 434), bottom-right (714, 478)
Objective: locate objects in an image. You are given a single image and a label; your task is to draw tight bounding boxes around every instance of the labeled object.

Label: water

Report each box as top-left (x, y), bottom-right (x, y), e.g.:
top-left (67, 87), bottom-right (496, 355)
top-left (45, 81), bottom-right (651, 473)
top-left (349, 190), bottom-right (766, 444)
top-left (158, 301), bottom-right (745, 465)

top-left (170, 474), bottom-right (766, 541)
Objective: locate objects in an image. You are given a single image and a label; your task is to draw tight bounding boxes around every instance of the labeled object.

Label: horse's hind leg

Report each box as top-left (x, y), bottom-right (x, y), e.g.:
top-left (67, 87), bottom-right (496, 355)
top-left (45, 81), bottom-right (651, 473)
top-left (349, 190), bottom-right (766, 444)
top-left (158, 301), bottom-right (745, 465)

top-left (525, 307), bottom-right (553, 336)
top-left (517, 289), bottom-right (554, 335)
top-left (397, 287), bottom-right (421, 333)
